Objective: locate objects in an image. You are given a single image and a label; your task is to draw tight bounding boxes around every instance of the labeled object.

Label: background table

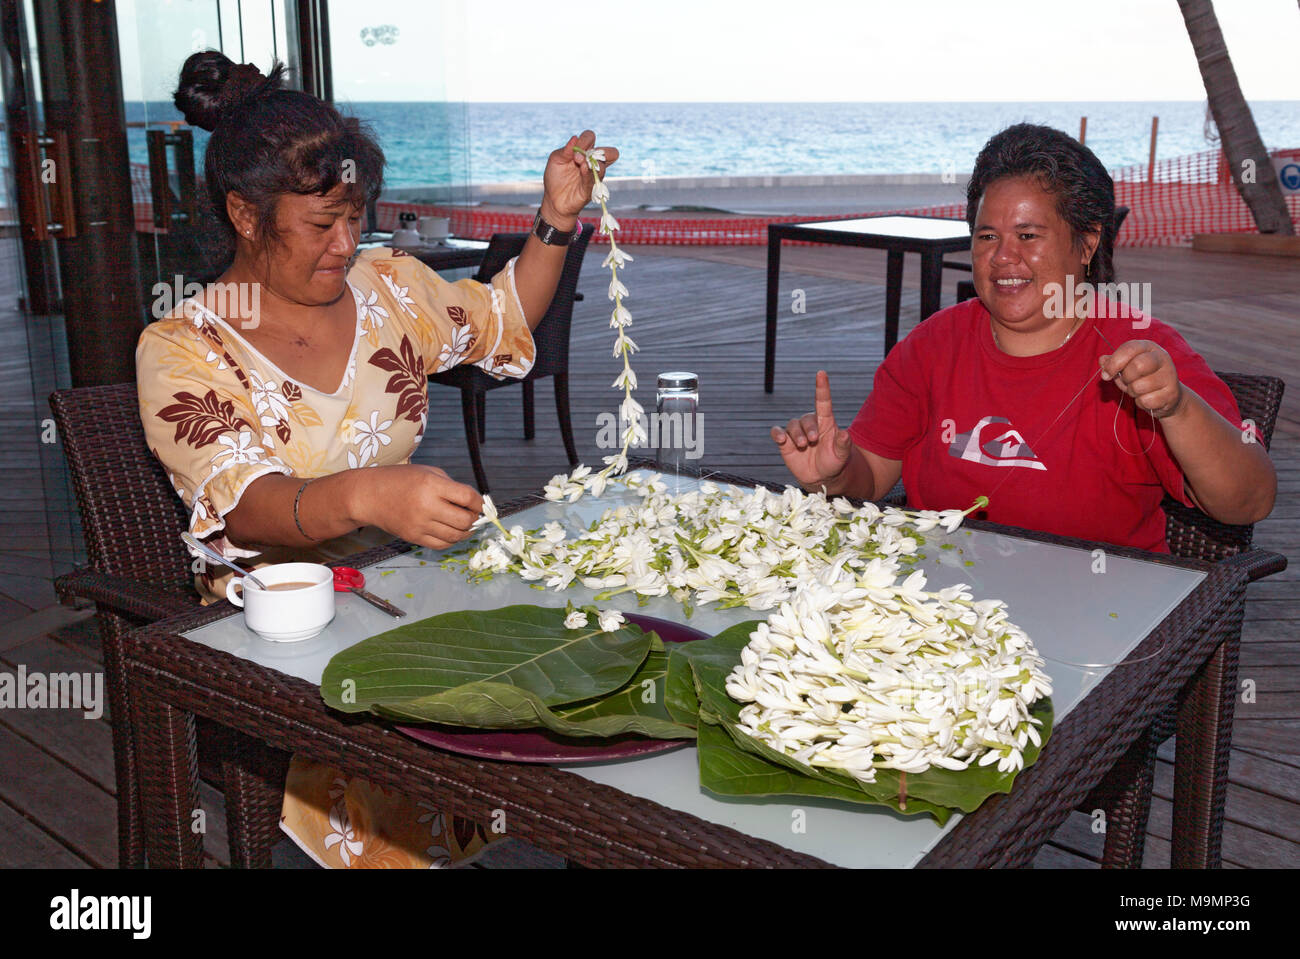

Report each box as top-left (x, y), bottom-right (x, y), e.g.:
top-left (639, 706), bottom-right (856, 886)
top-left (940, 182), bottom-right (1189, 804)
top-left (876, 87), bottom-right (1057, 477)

top-left (765, 216), bottom-right (971, 392)
top-left (125, 469), bottom-right (1251, 868)
top-left (359, 235), bottom-right (489, 272)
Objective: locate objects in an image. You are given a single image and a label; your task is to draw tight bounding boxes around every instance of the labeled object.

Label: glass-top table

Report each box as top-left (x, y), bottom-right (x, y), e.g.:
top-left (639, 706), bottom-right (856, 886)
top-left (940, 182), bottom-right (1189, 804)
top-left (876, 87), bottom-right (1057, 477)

top-left (358, 235), bottom-right (489, 272)
top-left (176, 474), bottom-right (1207, 868)
top-left (765, 214), bottom-right (972, 391)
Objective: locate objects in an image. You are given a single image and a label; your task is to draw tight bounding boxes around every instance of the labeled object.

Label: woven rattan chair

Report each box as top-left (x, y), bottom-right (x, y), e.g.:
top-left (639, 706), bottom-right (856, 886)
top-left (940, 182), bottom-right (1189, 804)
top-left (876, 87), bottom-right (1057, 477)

top-left (428, 226), bottom-right (592, 492)
top-left (1088, 371), bottom-right (1285, 868)
top-left (881, 370), bottom-right (1284, 867)
top-left (50, 382), bottom-right (286, 868)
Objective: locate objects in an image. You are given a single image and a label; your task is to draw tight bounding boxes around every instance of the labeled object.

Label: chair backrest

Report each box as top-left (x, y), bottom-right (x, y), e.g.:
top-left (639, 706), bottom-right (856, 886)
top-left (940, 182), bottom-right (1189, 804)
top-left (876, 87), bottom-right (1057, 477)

top-left (1163, 371), bottom-right (1285, 563)
top-left (469, 225), bottom-right (594, 380)
top-left (472, 233), bottom-right (530, 285)
top-left (49, 382), bottom-right (194, 590)
top-left (530, 224), bottom-right (593, 378)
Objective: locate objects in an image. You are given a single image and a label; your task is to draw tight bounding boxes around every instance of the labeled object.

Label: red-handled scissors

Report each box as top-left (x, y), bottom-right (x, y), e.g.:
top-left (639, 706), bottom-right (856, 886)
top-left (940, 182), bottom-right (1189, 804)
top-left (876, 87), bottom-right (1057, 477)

top-left (332, 566), bottom-right (407, 617)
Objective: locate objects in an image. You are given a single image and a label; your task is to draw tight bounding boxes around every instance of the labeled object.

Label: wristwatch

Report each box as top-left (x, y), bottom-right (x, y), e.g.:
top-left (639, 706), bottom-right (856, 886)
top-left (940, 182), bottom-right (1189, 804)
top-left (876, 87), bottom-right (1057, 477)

top-left (532, 209), bottom-right (582, 246)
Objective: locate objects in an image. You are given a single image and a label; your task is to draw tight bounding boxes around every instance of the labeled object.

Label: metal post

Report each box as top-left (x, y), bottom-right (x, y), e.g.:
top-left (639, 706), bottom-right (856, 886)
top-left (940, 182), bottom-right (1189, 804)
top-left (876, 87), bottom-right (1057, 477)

top-left (1147, 116), bottom-right (1159, 186)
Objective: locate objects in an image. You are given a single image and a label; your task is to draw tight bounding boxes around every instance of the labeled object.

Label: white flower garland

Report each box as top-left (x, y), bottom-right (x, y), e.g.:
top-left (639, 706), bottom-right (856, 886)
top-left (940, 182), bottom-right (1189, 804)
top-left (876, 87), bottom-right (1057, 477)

top-left (583, 147), bottom-right (640, 497)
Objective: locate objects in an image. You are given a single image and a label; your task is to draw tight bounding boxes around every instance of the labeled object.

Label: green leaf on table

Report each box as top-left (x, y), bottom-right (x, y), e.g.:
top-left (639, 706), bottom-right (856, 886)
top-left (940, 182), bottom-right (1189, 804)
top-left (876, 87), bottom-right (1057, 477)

top-left (664, 620), bottom-right (763, 726)
top-left (370, 647), bottom-right (695, 739)
top-left (664, 648), bottom-right (700, 726)
top-left (321, 604), bottom-right (654, 713)
top-left (696, 722), bottom-right (952, 823)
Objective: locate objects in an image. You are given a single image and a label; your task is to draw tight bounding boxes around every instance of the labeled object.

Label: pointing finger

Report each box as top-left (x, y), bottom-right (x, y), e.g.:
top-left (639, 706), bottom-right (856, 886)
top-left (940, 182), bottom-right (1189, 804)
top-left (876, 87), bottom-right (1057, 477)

top-left (815, 370), bottom-right (836, 431)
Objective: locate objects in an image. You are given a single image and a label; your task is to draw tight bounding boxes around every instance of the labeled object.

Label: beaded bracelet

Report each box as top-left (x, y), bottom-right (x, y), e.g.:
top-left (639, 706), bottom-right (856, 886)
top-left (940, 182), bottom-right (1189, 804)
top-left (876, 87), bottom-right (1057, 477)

top-left (293, 480), bottom-right (318, 541)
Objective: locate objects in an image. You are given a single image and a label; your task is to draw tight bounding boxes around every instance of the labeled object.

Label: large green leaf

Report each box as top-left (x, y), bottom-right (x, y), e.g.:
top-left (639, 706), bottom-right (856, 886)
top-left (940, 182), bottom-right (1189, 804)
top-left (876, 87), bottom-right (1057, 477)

top-left (684, 622), bottom-right (1054, 822)
top-left (664, 619), bottom-right (760, 726)
top-left (697, 722), bottom-right (952, 823)
top-left (665, 644), bottom-right (703, 726)
top-left (369, 647), bottom-right (695, 739)
top-left (321, 604), bottom-right (654, 712)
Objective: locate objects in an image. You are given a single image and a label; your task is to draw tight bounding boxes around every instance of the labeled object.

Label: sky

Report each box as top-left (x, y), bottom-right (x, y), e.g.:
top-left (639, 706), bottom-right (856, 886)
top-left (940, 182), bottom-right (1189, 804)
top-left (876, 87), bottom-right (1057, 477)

top-left (118, 0), bottom-right (1300, 103)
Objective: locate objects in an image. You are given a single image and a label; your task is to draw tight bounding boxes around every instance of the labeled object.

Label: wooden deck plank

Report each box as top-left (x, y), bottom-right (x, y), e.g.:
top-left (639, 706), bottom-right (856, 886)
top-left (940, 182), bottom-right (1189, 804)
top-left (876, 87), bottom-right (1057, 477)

top-left (0, 724), bottom-right (117, 868)
top-left (1154, 759), bottom-right (1300, 847)
top-left (1145, 795), bottom-right (1287, 869)
top-left (1230, 720), bottom-right (1300, 756)
top-left (0, 798), bottom-right (91, 868)
top-left (1240, 642), bottom-right (1300, 667)
top-left (0, 637), bottom-right (116, 789)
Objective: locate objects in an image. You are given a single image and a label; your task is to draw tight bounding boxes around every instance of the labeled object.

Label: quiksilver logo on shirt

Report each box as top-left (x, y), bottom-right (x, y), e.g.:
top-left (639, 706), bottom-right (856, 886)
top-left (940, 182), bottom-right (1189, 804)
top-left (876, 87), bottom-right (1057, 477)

top-left (949, 416), bottom-right (1046, 470)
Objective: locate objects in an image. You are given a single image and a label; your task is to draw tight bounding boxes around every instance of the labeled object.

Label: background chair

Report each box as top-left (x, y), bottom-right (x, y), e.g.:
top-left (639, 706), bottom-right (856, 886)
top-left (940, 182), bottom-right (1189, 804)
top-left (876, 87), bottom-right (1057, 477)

top-left (50, 383), bottom-right (285, 867)
top-left (878, 371), bottom-right (1284, 867)
top-left (428, 225), bottom-right (593, 492)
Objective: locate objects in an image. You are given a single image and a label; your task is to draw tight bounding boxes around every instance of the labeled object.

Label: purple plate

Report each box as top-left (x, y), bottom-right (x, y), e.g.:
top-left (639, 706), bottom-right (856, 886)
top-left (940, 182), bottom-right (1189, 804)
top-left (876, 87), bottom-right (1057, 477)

top-left (394, 613), bottom-right (707, 764)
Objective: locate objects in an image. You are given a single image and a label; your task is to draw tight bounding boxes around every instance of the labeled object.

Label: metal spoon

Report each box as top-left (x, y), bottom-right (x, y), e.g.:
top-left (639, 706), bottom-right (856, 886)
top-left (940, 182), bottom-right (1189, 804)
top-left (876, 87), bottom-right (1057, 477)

top-left (181, 532), bottom-right (270, 591)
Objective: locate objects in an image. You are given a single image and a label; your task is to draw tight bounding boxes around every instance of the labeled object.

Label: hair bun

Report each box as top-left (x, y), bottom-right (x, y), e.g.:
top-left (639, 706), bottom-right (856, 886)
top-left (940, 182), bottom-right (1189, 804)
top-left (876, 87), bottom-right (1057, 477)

top-left (174, 50), bottom-right (282, 131)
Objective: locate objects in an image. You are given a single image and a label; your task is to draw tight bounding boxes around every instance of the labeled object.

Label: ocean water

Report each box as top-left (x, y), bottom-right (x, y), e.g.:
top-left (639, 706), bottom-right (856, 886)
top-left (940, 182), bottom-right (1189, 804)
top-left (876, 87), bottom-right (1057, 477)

top-left (126, 100), bottom-right (1300, 189)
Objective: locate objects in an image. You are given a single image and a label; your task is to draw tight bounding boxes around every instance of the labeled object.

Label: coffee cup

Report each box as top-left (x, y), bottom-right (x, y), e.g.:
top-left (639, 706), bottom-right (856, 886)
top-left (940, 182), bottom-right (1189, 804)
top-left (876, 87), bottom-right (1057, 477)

top-left (418, 215), bottom-right (450, 241)
top-left (226, 562), bottom-right (335, 642)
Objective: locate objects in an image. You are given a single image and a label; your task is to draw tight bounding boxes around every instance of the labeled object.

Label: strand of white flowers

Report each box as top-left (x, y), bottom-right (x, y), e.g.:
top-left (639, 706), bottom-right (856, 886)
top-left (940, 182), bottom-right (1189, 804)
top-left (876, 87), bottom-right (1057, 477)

top-left (577, 147), bottom-right (639, 498)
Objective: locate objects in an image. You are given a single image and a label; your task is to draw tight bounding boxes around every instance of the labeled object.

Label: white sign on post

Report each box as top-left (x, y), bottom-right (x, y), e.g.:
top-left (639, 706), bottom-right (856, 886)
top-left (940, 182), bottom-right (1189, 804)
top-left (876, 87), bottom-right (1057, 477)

top-left (1271, 157), bottom-right (1300, 194)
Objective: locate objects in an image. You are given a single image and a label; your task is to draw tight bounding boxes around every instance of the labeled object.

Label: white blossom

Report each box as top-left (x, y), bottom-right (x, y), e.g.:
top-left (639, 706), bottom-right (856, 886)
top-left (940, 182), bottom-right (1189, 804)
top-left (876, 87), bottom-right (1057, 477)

top-left (597, 609), bottom-right (626, 632)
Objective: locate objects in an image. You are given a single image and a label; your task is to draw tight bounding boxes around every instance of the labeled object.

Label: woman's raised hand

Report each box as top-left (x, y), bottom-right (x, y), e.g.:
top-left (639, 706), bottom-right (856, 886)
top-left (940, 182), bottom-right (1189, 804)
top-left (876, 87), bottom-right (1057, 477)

top-left (360, 464), bottom-right (484, 550)
top-left (541, 130), bottom-right (619, 222)
top-left (771, 370), bottom-right (855, 490)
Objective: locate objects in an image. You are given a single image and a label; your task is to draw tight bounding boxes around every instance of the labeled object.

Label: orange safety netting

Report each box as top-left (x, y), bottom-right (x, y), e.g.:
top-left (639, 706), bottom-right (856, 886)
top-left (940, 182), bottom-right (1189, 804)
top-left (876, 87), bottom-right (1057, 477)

top-left (132, 146), bottom-right (1300, 247)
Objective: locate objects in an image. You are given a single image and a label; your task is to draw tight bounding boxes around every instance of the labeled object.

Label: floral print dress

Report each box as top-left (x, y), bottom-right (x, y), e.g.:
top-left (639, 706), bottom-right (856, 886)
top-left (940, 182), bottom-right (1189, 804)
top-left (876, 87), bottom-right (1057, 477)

top-left (136, 247), bottom-right (536, 867)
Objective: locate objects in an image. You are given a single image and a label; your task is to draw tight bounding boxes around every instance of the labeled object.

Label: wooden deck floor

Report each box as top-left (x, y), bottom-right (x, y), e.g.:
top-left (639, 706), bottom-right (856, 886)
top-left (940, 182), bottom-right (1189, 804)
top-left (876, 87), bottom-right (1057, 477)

top-left (1, 239), bottom-right (1295, 868)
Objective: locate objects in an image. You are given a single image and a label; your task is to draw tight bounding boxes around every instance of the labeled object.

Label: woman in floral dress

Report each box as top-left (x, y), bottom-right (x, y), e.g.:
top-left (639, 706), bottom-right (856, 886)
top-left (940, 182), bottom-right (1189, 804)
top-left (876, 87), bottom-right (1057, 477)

top-left (137, 51), bottom-right (616, 867)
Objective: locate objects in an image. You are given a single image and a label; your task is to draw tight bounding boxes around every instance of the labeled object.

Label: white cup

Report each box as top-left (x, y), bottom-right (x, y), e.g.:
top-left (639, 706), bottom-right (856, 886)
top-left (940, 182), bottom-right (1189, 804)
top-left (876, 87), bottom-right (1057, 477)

top-left (418, 215), bottom-right (450, 241)
top-left (226, 562), bottom-right (335, 642)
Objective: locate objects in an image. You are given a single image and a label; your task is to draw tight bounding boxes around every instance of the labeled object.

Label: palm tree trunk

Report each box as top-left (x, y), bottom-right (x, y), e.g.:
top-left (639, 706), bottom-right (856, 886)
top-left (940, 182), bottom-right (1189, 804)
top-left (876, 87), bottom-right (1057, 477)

top-left (1177, 0), bottom-right (1295, 234)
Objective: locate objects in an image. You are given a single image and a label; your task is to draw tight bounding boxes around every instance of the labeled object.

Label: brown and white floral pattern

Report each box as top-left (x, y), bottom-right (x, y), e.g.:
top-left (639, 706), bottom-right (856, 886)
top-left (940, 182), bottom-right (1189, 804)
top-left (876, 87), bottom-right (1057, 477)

top-left (136, 246), bottom-right (535, 600)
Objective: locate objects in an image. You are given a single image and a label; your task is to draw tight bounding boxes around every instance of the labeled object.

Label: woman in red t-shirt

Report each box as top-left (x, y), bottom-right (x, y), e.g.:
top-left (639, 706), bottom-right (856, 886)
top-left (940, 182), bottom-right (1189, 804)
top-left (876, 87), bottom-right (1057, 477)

top-left (772, 124), bottom-right (1276, 552)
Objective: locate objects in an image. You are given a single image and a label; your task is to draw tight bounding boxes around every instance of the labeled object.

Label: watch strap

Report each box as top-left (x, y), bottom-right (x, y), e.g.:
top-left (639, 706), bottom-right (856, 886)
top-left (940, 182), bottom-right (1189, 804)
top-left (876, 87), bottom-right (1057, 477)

top-left (533, 210), bottom-right (580, 246)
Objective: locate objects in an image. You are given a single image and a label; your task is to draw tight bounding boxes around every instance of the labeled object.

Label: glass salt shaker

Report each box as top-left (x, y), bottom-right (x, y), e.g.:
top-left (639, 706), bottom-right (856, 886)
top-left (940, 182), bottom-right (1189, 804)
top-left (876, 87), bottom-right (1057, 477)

top-left (656, 371), bottom-right (699, 480)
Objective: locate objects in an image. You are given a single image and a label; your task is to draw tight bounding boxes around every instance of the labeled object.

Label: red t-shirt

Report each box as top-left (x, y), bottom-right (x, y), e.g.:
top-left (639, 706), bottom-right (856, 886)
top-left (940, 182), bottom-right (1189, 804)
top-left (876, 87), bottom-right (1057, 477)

top-left (848, 297), bottom-right (1248, 553)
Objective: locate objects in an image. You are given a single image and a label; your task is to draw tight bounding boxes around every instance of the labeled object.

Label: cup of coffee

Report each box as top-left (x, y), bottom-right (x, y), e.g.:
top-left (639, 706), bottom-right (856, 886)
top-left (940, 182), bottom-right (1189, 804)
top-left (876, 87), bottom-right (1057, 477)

top-left (226, 562), bottom-right (335, 642)
top-left (418, 215), bottom-right (451, 241)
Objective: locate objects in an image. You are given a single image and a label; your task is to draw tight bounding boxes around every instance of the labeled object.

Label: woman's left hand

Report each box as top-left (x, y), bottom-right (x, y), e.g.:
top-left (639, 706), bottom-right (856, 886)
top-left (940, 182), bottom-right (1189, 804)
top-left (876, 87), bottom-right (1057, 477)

top-left (540, 130), bottom-right (619, 225)
top-left (1100, 340), bottom-right (1186, 419)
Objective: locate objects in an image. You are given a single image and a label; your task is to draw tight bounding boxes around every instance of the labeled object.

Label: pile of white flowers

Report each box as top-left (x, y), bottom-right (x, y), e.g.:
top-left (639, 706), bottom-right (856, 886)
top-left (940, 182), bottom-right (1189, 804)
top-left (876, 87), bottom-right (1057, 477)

top-left (726, 571), bottom-right (1052, 781)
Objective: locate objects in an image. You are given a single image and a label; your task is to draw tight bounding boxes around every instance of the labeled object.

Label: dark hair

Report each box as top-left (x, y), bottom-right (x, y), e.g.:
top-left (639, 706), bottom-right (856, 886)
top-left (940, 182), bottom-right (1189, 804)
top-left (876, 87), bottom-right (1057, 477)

top-left (966, 123), bottom-right (1116, 283)
top-left (174, 51), bottom-right (385, 266)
